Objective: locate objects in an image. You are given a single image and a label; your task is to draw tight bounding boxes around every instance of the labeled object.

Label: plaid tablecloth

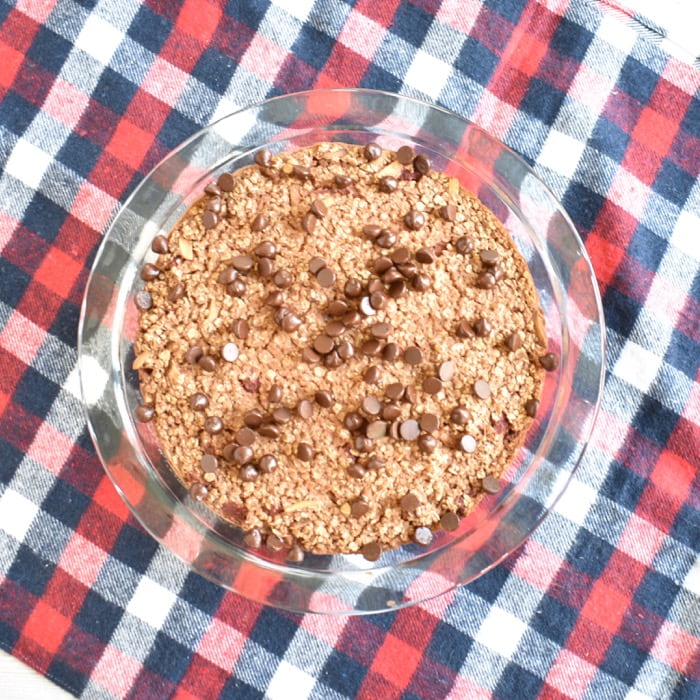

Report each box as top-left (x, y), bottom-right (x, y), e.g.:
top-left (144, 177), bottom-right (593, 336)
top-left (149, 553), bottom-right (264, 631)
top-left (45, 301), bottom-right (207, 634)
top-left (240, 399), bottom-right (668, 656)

top-left (1, 0), bottom-right (698, 698)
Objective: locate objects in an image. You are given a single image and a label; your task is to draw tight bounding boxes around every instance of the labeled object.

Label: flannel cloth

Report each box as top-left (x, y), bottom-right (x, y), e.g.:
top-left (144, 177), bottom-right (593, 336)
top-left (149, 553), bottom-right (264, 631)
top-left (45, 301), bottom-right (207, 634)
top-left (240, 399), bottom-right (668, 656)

top-left (0, 0), bottom-right (698, 698)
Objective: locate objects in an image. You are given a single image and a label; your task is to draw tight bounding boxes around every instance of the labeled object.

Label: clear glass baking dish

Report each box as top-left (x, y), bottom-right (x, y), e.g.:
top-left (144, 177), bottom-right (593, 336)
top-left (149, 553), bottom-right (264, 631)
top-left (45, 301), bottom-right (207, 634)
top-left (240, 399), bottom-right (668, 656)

top-left (78, 89), bottom-right (605, 614)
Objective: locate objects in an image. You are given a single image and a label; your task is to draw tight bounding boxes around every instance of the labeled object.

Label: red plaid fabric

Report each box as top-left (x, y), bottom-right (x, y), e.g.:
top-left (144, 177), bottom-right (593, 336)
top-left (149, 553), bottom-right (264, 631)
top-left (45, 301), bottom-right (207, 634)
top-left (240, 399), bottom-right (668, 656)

top-left (0, 0), bottom-right (698, 698)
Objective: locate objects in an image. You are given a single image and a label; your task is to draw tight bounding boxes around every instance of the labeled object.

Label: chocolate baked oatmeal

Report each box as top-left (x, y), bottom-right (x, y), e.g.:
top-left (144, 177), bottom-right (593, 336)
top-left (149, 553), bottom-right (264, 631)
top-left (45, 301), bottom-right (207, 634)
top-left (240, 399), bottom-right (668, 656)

top-left (133, 141), bottom-right (557, 562)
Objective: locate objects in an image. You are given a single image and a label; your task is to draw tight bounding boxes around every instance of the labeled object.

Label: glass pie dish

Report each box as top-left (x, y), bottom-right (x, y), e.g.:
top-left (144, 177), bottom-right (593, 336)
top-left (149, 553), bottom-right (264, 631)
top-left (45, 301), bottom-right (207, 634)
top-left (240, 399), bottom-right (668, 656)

top-left (78, 89), bottom-right (605, 615)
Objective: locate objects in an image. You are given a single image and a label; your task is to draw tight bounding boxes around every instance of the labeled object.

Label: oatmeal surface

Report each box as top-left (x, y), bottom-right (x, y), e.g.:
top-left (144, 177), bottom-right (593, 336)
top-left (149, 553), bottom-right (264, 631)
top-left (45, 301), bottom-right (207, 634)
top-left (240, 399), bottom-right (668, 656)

top-left (134, 142), bottom-right (548, 559)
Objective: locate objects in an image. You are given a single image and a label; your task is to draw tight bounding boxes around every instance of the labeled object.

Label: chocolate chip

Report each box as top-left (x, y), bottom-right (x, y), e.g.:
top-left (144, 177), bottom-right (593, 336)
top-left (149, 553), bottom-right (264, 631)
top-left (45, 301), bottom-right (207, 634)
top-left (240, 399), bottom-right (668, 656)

top-left (270, 407), bottom-right (290, 425)
top-left (221, 342), bottom-right (239, 362)
top-left (414, 526), bottom-right (433, 546)
top-left (302, 347), bottom-right (321, 364)
top-left (233, 445), bottom-right (254, 465)
top-left (374, 257), bottom-right (393, 274)
top-left (418, 434), bottom-right (438, 453)
top-left (295, 443), bottom-right (313, 462)
top-left (364, 142), bottom-right (382, 161)
top-left (440, 511), bottom-right (459, 531)
top-left (336, 340), bottom-right (355, 361)
top-left (201, 454), bottom-right (218, 472)
top-left (370, 322), bottom-right (391, 339)
top-left (404, 385), bottom-right (417, 404)
top-left (281, 312), bottom-right (302, 332)
top-left (301, 258), bottom-right (324, 279)
top-left (217, 172), bottom-right (236, 191)
top-left (265, 290), bottom-right (284, 307)
top-left (328, 300), bottom-right (349, 317)
top-left (226, 279), bottom-right (246, 297)
top-left (273, 269), bottom-right (293, 288)
top-left (204, 416), bottom-right (223, 434)
top-left (255, 240), bottom-right (276, 258)
top-left (315, 390), bottom-right (334, 408)
top-left (386, 383), bottom-right (405, 401)
top-left (313, 335), bottom-right (334, 355)
top-left (302, 212), bottom-right (317, 234)
top-left (456, 320), bottom-right (475, 338)
top-left (254, 149), bottom-right (271, 167)
top-left (344, 278), bottom-right (363, 298)
top-left (202, 210), bottom-right (218, 229)
top-left (413, 154), bottom-right (430, 175)
top-left (251, 213), bottom-right (268, 232)
top-left (419, 413), bottom-right (439, 433)
top-left (540, 353), bottom-right (559, 371)
top-left (189, 483), bottom-right (207, 501)
top-left (222, 443), bottom-right (237, 462)
top-left (310, 198), bottom-right (328, 218)
top-left (399, 419), bottom-right (420, 440)
top-left (151, 235), bottom-right (169, 254)
top-left (438, 361), bottom-right (455, 381)
top-left (135, 404), bottom-right (154, 422)
top-left (460, 434), bottom-right (477, 453)
top-left (404, 210), bottom-right (425, 230)
top-left (236, 427), bottom-right (256, 445)
top-left (258, 454), bottom-right (278, 474)
top-left (396, 145), bottom-right (414, 164)
top-left (363, 366), bottom-right (380, 384)
top-left (204, 182), bottom-right (221, 196)
top-left (450, 406), bottom-right (471, 425)
top-left (476, 272), bottom-right (496, 289)
top-left (415, 247), bottom-right (435, 264)
top-left (391, 246), bottom-right (411, 264)
top-left (474, 318), bottom-right (491, 337)
top-left (370, 291), bottom-right (388, 310)
top-left (400, 492), bottom-right (420, 511)
top-left (480, 249), bottom-right (500, 266)
top-left (334, 174), bottom-right (352, 188)
top-left (361, 396), bottom-right (382, 415)
top-left (266, 533), bottom-right (285, 551)
top-left (361, 541), bottom-right (381, 562)
top-left (382, 342), bottom-right (400, 361)
top-left (323, 321), bottom-right (343, 338)
top-left (366, 455), bottom-right (386, 471)
top-left (297, 399), bottom-right (313, 419)
top-left (259, 424), bottom-right (281, 439)
top-left (185, 345), bottom-right (203, 364)
top-left (423, 376), bottom-right (442, 394)
top-left (167, 283), bottom-right (184, 302)
top-left (376, 229), bottom-right (397, 248)
top-left (412, 273), bottom-right (432, 291)
top-left (344, 412), bottom-right (365, 432)
top-left (384, 279), bottom-right (405, 299)
top-left (206, 197), bottom-right (221, 213)
top-left (354, 435), bottom-right (373, 453)
top-left (135, 290), bottom-right (152, 310)
top-left (455, 236), bottom-right (473, 254)
top-left (397, 262), bottom-right (418, 279)
top-left (189, 393), bottom-right (209, 411)
top-left (482, 475), bottom-right (500, 493)
top-left (366, 420), bottom-right (387, 439)
top-left (317, 267), bottom-right (336, 288)
top-left (439, 203), bottom-right (457, 221)
top-left (347, 462), bottom-right (367, 479)
top-left (350, 498), bottom-right (370, 518)
top-left (219, 267), bottom-right (240, 287)
top-left (525, 398), bottom-right (539, 417)
top-left (243, 410), bottom-right (264, 428)
top-left (344, 309), bottom-right (363, 326)
top-left (382, 403), bottom-right (401, 421)
top-left (382, 267), bottom-right (404, 285)
top-left (287, 544), bottom-right (304, 563)
top-left (505, 332), bottom-right (522, 352)
top-left (379, 176), bottom-right (398, 193)
top-left (473, 379), bottom-right (491, 400)
top-left (198, 354), bottom-right (217, 372)
top-left (361, 339), bottom-right (382, 356)
top-left (293, 164), bottom-right (312, 181)
top-left (140, 263), bottom-right (160, 281)
top-left (404, 346), bottom-right (422, 365)
top-left (389, 420), bottom-right (401, 439)
top-left (363, 224), bottom-right (381, 241)
top-left (244, 529), bottom-right (262, 548)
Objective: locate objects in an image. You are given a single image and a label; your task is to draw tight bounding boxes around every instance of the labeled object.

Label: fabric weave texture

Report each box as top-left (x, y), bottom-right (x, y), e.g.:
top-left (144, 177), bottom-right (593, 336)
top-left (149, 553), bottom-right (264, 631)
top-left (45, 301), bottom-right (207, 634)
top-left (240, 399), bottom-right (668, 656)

top-left (0, 0), bottom-right (698, 698)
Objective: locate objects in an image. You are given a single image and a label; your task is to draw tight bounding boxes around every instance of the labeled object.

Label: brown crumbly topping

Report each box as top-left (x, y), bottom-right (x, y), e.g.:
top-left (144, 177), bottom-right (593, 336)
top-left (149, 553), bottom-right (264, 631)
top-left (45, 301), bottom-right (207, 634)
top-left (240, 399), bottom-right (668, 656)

top-left (134, 142), bottom-right (547, 557)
